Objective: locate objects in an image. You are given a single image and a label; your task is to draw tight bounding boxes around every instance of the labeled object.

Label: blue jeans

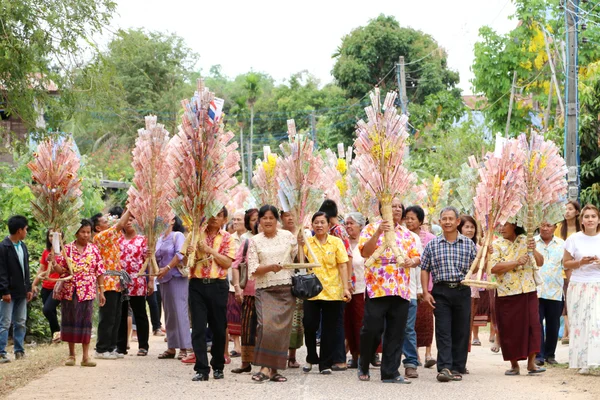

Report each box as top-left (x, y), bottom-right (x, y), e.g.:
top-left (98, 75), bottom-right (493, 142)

top-left (0, 297), bottom-right (27, 355)
top-left (402, 299), bottom-right (419, 368)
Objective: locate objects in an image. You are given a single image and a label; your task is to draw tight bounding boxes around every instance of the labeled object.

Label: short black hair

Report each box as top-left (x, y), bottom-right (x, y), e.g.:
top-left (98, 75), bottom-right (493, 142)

top-left (244, 208), bottom-right (259, 231)
top-left (405, 206), bottom-right (425, 224)
top-left (311, 211), bottom-right (328, 223)
top-left (515, 225), bottom-right (526, 236)
top-left (7, 215), bottom-right (28, 235)
top-left (319, 199), bottom-right (338, 219)
top-left (173, 216), bottom-right (185, 233)
top-left (108, 206), bottom-right (123, 218)
top-left (90, 213), bottom-right (103, 233)
top-left (216, 206), bottom-right (228, 219)
top-left (76, 219), bottom-right (93, 235)
top-left (258, 205), bottom-right (280, 221)
top-left (45, 230), bottom-right (52, 251)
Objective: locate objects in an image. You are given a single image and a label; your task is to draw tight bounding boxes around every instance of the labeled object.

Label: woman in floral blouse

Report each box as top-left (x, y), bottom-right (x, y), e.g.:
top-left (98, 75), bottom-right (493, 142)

top-left (53, 219), bottom-right (106, 367)
top-left (490, 222), bottom-right (544, 376)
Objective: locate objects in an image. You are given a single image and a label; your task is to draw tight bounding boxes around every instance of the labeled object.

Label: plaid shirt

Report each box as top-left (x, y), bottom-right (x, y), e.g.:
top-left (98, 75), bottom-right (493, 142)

top-left (420, 233), bottom-right (477, 284)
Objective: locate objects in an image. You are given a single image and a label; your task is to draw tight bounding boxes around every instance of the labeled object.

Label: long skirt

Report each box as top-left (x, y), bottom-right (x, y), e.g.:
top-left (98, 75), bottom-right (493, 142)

top-left (61, 293), bottom-right (93, 344)
top-left (289, 297), bottom-right (304, 350)
top-left (344, 292), bottom-right (365, 357)
top-left (472, 290), bottom-right (491, 327)
top-left (567, 281), bottom-right (600, 368)
top-left (227, 292), bottom-right (242, 336)
top-left (254, 285), bottom-right (295, 370)
top-left (415, 301), bottom-right (434, 347)
top-left (161, 277), bottom-right (192, 349)
top-left (496, 291), bottom-right (540, 361)
top-left (240, 295), bottom-right (257, 364)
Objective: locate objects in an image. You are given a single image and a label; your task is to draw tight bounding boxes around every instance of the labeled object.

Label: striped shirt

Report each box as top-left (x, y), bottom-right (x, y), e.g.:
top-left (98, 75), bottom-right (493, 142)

top-left (420, 233), bottom-right (477, 284)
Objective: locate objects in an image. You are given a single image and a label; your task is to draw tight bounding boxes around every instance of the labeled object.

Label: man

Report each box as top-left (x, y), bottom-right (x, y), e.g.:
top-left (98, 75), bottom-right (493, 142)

top-left (226, 210), bottom-right (245, 358)
top-left (92, 206), bottom-right (131, 360)
top-left (0, 216), bottom-right (32, 363)
top-left (319, 199), bottom-right (353, 371)
top-left (358, 197), bottom-right (420, 384)
top-left (421, 206), bottom-right (477, 383)
top-left (535, 222), bottom-right (565, 366)
top-left (184, 207), bottom-right (235, 382)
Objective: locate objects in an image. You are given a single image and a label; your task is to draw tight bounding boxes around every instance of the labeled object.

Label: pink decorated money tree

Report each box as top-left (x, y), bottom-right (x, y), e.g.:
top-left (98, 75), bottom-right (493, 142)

top-left (28, 137), bottom-right (83, 280)
top-left (352, 88), bottom-right (416, 267)
top-left (169, 79), bottom-right (240, 270)
top-left (127, 115), bottom-right (175, 275)
top-left (226, 183), bottom-right (256, 212)
top-left (462, 138), bottom-right (527, 289)
top-left (251, 145), bottom-right (280, 207)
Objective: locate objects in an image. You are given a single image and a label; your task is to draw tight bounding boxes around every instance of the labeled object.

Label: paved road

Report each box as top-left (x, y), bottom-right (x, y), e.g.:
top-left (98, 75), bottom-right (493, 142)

top-left (8, 334), bottom-right (599, 400)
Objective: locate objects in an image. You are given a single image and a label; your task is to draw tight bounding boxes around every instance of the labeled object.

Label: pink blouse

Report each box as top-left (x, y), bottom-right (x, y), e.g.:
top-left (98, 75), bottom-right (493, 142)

top-left (119, 235), bottom-right (148, 296)
top-left (57, 242), bottom-right (106, 302)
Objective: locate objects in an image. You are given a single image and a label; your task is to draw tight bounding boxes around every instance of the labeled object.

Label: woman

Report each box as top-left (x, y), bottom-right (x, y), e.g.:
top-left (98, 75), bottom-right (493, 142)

top-left (344, 212), bottom-right (366, 369)
top-left (556, 201), bottom-right (581, 345)
top-left (405, 205), bottom-right (437, 368)
top-left (155, 216), bottom-right (192, 359)
top-left (226, 210), bottom-right (247, 362)
top-left (31, 230), bottom-right (61, 343)
top-left (302, 212), bottom-right (351, 375)
top-left (53, 220), bottom-right (106, 367)
top-left (231, 217), bottom-right (259, 374)
top-left (563, 204), bottom-right (600, 375)
top-left (116, 217), bottom-right (150, 356)
top-left (490, 223), bottom-right (545, 375)
top-left (247, 205), bottom-right (297, 383)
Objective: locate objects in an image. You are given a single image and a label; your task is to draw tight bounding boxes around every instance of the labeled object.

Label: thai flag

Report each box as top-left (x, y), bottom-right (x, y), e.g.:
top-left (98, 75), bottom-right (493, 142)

top-left (207, 98), bottom-right (225, 126)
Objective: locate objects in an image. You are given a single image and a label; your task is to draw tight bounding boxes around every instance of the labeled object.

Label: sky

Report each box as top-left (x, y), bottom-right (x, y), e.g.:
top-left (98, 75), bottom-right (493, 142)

top-left (109, 0), bottom-right (518, 95)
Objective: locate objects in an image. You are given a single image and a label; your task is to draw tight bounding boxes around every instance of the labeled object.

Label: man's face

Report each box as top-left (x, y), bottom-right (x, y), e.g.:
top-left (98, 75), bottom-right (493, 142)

top-left (95, 216), bottom-right (109, 233)
top-left (17, 226), bottom-right (28, 241)
top-left (232, 214), bottom-right (245, 233)
top-left (208, 212), bottom-right (226, 229)
top-left (539, 223), bottom-right (556, 240)
top-left (440, 210), bottom-right (459, 234)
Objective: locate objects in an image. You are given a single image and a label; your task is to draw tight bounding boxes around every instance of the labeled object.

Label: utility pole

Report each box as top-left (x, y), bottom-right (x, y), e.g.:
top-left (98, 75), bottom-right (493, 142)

top-left (565, 0), bottom-right (580, 200)
top-left (239, 126), bottom-right (245, 184)
top-left (310, 110), bottom-right (317, 146)
top-left (397, 56), bottom-right (408, 115)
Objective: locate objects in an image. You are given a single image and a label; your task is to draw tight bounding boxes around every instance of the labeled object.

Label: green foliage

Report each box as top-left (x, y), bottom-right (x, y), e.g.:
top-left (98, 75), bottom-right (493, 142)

top-left (0, 0), bottom-right (116, 132)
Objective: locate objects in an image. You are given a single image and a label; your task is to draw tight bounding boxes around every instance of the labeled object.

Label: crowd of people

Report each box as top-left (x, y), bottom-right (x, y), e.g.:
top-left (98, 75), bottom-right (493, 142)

top-left (1, 198), bottom-right (599, 383)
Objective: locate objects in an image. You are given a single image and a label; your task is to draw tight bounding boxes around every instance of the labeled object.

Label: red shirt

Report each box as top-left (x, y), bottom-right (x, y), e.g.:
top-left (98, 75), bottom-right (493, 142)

top-left (40, 249), bottom-right (60, 290)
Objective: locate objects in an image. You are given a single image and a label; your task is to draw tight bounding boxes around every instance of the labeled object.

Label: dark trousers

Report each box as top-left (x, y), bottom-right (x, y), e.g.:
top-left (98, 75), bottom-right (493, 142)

top-left (41, 287), bottom-right (60, 334)
top-left (304, 300), bottom-right (343, 372)
top-left (96, 291), bottom-right (122, 353)
top-left (146, 286), bottom-right (162, 332)
top-left (333, 302), bottom-right (346, 363)
top-left (189, 279), bottom-right (228, 375)
top-left (432, 284), bottom-right (471, 372)
top-left (359, 295), bottom-right (409, 380)
top-left (117, 296), bottom-right (150, 353)
top-left (537, 298), bottom-right (564, 361)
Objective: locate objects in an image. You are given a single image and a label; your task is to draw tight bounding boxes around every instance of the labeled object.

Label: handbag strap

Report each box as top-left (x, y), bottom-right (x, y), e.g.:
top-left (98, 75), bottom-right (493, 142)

top-left (242, 239), bottom-right (249, 259)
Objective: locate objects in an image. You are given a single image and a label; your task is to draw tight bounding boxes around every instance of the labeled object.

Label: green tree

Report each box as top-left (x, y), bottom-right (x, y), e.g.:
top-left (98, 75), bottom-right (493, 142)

top-left (244, 73), bottom-right (262, 186)
top-left (0, 0), bottom-right (116, 132)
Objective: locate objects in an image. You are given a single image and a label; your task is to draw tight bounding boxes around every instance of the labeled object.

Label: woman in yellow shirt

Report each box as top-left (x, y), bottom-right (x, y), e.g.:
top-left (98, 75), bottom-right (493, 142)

top-left (491, 223), bottom-right (545, 376)
top-left (302, 212), bottom-right (351, 375)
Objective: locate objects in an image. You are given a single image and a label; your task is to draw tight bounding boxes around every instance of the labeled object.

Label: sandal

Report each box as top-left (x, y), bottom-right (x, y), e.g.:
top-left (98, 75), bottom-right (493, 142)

top-left (371, 353), bottom-right (381, 367)
top-left (528, 367), bottom-right (546, 374)
top-left (81, 359), bottom-right (97, 367)
top-left (232, 364), bottom-right (252, 374)
top-left (270, 373), bottom-right (288, 382)
top-left (347, 359), bottom-right (358, 369)
top-left (504, 368), bottom-right (520, 376)
top-left (357, 358), bottom-right (370, 381)
top-left (252, 372), bottom-right (270, 383)
top-left (230, 350), bottom-right (241, 358)
top-left (177, 350), bottom-right (187, 360)
top-left (424, 357), bottom-right (436, 368)
top-left (52, 332), bottom-right (62, 344)
top-left (158, 351), bottom-right (176, 359)
top-left (288, 358), bottom-right (300, 368)
top-left (491, 345), bottom-right (500, 353)
top-left (382, 376), bottom-right (411, 384)
top-left (137, 349), bottom-right (148, 356)
top-left (472, 339), bottom-right (481, 346)
top-left (65, 356), bottom-right (76, 366)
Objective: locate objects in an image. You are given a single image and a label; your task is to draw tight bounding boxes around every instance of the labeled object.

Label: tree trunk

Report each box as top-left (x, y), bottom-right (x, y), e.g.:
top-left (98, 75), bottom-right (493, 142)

top-left (248, 105), bottom-right (254, 187)
top-left (240, 126), bottom-right (245, 184)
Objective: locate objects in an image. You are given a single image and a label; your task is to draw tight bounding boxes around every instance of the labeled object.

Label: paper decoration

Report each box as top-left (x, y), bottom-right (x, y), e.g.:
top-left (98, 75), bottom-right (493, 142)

top-left (321, 144), bottom-right (352, 214)
top-left (127, 115), bottom-right (175, 275)
top-left (251, 145), bottom-right (280, 207)
top-left (450, 162), bottom-right (479, 215)
top-left (421, 175), bottom-right (449, 225)
top-left (226, 183), bottom-right (257, 212)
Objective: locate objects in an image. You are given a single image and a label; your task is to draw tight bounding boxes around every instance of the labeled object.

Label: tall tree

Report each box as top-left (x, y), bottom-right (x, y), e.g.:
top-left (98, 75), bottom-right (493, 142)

top-left (244, 72), bottom-right (262, 186)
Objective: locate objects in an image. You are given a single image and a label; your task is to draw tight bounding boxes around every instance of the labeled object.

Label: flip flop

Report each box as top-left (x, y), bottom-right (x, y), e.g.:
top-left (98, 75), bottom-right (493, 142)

top-left (252, 372), bottom-right (270, 383)
top-left (528, 367), bottom-right (546, 375)
top-left (230, 350), bottom-right (241, 358)
top-left (491, 345), bottom-right (500, 353)
top-left (472, 339), bottom-right (481, 346)
top-left (357, 358), bottom-right (370, 381)
top-left (158, 351), bottom-right (176, 359)
top-left (382, 376), bottom-right (411, 384)
top-left (504, 368), bottom-right (520, 376)
top-left (137, 349), bottom-right (148, 356)
top-left (270, 373), bottom-right (288, 382)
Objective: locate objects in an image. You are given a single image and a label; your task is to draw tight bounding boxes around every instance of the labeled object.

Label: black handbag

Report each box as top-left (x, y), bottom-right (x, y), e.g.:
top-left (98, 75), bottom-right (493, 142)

top-left (291, 273), bottom-right (323, 300)
top-left (238, 239), bottom-right (250, 289)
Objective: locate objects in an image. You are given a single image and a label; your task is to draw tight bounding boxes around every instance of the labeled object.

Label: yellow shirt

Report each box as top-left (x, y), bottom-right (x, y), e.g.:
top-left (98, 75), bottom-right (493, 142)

top-left (189, 229), bottom-right (236, 279)
top-left (554, 223), bottom-right (576, 279)
top-left (304, 235), bottom-right (349, 301)
top-left (490, 234), bottom-right (536, 297)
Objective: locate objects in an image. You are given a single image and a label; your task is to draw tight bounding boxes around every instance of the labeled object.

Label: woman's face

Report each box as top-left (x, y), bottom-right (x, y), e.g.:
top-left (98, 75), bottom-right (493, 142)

top-left (259, 211), bottom-right (278, 234)
top-left (460, 221), bottom-right (476, 239)
top-left (404, 211), bottom-right (421, 232)
top-left (312, 215), bottom-right (329, 236)
top-left (76, 225), bottom-right (92, 245)
top-left (500, 223), bottom-right (516, 239)
top-left (565, 203), bottom-right (579, 220)
top-left (345, 217), bottom-right (361, 239)
top-left (581, 209), bottom-right (599, 233)
top-left (249, 212), bottom-right (259, 229)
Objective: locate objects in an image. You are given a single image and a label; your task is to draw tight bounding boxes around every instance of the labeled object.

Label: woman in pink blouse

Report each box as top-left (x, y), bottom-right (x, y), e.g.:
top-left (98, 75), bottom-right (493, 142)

top-left (116, 217), bottom-right (151, 356)
top-left (53, 220), bottom-right (106, 367)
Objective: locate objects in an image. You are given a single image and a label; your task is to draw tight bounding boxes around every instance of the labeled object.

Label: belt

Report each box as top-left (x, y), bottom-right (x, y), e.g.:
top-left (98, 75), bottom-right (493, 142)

top-left (195, 278), bottom-right (223, 284)
top-left (435, 281), bottom-right (466, 289)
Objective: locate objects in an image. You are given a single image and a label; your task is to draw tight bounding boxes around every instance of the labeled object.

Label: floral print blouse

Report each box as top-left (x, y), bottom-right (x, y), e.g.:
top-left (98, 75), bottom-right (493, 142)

top-left (93, 226), bottom-right (123, 292)
top-left (490, 234), bottom-right (536, 297)
top-left (119, 234), bottom-right (148, 296)
top-left (57, 242), bottom-right (106, 302)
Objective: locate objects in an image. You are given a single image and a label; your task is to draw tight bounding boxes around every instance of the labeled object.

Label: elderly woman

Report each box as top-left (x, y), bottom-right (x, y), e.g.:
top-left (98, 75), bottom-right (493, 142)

top-left (344, 212), bottom-right (366, 369)
top-left (563, 204), bottom-right (600, 375)
top-left (302, 212), bottom-right (351, 375)
top-left (52, 219), bottom-right (106, 367)
top-left (248, 205), bottom-right (297, 383)
top-left (155, 217), bottom-right (192, 360)
top-left (491, 223), bottom-right (545, 376)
